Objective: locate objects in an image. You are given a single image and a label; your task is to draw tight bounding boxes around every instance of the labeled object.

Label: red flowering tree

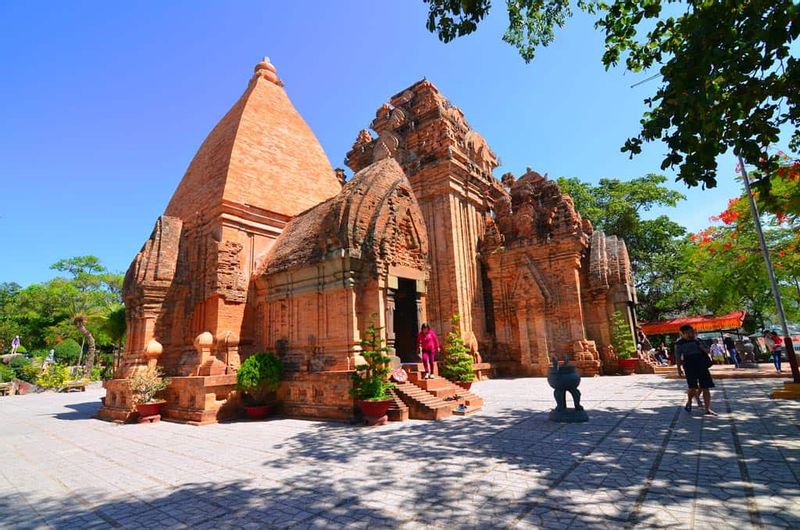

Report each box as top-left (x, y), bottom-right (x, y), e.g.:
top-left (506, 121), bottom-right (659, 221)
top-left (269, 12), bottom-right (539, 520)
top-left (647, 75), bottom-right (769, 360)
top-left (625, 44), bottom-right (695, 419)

top-left (752, 151), bottom-right (800, 222)
top-left (684, 164), bottom-right (800, 329)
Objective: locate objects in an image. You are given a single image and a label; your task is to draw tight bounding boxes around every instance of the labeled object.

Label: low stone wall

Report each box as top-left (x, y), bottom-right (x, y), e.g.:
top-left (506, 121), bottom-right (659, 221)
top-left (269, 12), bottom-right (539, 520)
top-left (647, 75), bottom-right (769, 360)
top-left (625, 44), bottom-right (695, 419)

top-left (280, 371), bottom-right (355, 421)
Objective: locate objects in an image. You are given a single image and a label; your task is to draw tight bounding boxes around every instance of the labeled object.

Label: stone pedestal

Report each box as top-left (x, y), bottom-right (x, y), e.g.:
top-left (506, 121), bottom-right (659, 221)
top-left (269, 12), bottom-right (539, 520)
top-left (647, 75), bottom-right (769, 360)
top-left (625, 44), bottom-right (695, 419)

top-left (549, 408), bottom-right (589, 423)
top-left (163, 374), bottom-right (239, 425)
top-left (98, 379), bottom-right (135, 423)
top-left (636, 359), bottom-right (656, 374)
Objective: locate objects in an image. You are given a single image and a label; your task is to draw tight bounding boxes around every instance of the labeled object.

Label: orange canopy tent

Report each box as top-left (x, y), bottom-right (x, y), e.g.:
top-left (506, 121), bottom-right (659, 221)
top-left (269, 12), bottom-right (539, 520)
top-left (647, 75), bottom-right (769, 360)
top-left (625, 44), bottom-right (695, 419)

top-left (640, 310), bottom-right (746, 335)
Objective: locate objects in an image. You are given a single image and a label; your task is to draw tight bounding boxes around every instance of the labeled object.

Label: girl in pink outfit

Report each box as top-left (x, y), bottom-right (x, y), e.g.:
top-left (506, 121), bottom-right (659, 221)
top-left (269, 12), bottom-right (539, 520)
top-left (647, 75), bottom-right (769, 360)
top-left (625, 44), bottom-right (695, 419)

top-left (416, 323), bottom-right (440, 379)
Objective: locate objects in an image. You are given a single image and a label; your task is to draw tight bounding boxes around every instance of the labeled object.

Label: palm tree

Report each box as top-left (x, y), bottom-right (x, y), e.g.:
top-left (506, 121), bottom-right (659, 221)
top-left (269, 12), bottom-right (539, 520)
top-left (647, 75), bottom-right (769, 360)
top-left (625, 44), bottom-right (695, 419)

top-left (50, 257), bottom-right (122, 376)
top-left (102, 304), bottom-right (127, 372)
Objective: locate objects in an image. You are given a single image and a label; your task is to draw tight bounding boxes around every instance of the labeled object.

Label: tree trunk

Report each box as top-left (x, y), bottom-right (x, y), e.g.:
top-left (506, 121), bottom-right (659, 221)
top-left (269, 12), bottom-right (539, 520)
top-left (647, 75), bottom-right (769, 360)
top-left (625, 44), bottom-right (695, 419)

top-left (74, 316), bottom-right (96, 376)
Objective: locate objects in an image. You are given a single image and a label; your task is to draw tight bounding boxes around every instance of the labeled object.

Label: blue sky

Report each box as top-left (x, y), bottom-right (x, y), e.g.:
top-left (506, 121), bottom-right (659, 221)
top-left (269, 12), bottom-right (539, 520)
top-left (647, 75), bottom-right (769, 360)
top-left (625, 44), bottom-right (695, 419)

top-left (0, 1), bottom-right (753, 285)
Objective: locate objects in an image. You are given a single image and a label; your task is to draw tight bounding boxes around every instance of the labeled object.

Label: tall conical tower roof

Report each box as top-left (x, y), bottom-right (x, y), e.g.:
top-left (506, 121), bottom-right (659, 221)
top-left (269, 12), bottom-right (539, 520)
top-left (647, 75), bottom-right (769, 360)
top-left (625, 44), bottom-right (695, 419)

top-left (165, 57), bottom-right (341, 222)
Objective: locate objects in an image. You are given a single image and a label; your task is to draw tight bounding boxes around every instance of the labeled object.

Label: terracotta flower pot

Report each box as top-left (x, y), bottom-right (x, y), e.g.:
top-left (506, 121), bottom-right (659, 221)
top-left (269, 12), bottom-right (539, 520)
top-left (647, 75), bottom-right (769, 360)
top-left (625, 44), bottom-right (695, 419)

top-left (136, 400), bottom-right (165, 417)
top-left (618, 358), bottom-right (638, 375)
top-left (455, 381), bottom-right (473, 391)
top-left (244, 404), bottom-right (273, 420)
top-left (358, 399), bottom-right (393, 419)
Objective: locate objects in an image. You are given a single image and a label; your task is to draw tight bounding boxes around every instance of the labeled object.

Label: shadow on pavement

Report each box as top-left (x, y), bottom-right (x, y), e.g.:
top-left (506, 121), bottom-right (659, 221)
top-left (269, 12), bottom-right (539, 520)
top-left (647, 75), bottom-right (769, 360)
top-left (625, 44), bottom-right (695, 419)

top-left (50, 400), bottom-right (102, 421)
top-left (7, 377), bottom-right (798, 529)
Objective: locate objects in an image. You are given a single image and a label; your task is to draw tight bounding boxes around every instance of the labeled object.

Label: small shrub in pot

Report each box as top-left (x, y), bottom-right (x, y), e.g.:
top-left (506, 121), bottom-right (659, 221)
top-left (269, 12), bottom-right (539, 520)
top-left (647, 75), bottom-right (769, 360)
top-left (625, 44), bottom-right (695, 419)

top-left (237, 353), bottom-right (284, 418)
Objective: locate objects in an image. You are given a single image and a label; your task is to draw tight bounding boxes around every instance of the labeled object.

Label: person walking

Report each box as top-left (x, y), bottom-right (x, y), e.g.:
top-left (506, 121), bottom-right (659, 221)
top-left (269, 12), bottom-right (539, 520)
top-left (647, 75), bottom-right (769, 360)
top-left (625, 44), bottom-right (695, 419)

top-left (710, 339), bottom-right (726, 365)
top-left (10, 336), bottom-right (20, 355)
top-left (676, 324), bottom-right (716, 416)
top-left (636, 328), bottom-right (652, 354)
top-left (723, 334), bottom-right (740, 369)
top-left (763, 330), bottom-right (784, 373)
top-left (416, 323), bottom-right (440, 380)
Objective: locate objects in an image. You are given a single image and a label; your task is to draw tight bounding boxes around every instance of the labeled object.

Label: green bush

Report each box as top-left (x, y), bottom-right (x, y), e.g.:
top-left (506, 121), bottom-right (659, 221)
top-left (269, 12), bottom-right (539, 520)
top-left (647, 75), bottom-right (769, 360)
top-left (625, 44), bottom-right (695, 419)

top-left (350, 323), bottom-right (394, 401)
top-left (9, 356), bottom-right (39, 383)
top-left (97, 352), bottom-right (115, 380)
top-left (17, 363), bottom-right (41, 383)
top-left (611, 310), bottom-right (636, 360)
top-left (9, 356), bottom-right (30, 370)
top-left (0, 364), bottom-right (15, 382)
top-left (36, 365), bottom-right (70, 389)
top-left (237, 352), bottom-right (284, 405)
top-left (53, 339), bottom-right (82, 365)
top-left (15, 345), bottom-right (27, 354)
top-left (440, 314), bottom-right (474, 383)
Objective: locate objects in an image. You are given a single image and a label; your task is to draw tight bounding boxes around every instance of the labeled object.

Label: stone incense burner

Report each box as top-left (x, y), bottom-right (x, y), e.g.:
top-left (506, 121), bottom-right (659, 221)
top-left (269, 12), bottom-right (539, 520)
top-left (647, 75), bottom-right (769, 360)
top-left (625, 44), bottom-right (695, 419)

top-left (547, 355), bottom-right (589, 423)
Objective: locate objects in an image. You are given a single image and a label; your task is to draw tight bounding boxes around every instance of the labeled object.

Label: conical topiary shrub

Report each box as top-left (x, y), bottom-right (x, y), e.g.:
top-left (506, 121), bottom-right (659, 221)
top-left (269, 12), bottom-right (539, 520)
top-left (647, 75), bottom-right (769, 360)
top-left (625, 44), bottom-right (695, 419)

top-left (440, 314), bottom-right (475, 384)
top-left (610, 310), bottom-right (636, 360)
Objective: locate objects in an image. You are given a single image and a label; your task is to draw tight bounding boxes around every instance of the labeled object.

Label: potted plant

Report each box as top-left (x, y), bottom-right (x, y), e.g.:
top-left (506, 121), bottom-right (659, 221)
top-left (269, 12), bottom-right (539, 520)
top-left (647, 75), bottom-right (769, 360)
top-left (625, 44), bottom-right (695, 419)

top-left (130, 366), bottom-right (169, 417)
top-left (440, 314), bottom-right (475, 389)
top-left (236, 352), bottom-right (284, 420)
top-left (611, 311), bottom-right (638, 375)
top-left (617, 351), bottom-right (638, 375)
top-left (350, 323), bottom-right (395, 421)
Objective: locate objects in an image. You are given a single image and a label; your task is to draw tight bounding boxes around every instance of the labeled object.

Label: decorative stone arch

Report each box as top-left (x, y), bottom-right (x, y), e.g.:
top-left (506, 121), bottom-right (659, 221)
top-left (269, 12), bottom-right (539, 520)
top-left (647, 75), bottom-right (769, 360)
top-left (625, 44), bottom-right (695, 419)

top-left (505, 258), bottom-right (552, 372)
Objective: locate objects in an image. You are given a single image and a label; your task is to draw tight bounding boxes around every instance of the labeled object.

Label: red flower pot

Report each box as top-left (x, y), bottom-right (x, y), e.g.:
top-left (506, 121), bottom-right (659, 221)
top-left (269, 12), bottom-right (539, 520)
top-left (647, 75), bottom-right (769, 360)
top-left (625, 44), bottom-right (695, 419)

top-left (244, 404), bottom-right (273, 420)
top-left (136, 401), bottom-right (165, 417)
top-left (618, 358), bottom-right (638, 375)
top-left (358, 399), bottom-right (393, 418)
top-left (455, 381), bottom-right (473, 391)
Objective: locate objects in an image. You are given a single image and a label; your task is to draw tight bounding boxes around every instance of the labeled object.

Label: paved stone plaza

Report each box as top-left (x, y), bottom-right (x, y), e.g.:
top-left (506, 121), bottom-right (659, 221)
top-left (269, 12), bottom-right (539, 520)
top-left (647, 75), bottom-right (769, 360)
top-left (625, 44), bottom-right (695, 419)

top-left (1, 375), bottom-right (798, 529)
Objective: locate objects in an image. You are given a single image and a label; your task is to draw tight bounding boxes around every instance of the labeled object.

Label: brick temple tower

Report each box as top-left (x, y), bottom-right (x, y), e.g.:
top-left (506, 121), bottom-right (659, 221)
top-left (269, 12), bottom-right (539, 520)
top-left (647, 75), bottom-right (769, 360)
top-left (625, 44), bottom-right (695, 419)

top-left (99, 58), bottom-right (342, 423)
top-left (100, 62), bottom-right (637, 425)
top-left (345, 80), bottom-right (503, 357)
top-left (346, 80), bottom-right (637, 377)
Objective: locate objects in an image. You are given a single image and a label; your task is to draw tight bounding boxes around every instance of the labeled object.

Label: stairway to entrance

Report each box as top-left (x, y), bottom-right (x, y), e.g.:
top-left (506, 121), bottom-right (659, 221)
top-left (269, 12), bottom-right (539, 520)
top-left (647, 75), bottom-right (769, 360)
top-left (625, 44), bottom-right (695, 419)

top-left (390, 363), bottom-right (484, 420)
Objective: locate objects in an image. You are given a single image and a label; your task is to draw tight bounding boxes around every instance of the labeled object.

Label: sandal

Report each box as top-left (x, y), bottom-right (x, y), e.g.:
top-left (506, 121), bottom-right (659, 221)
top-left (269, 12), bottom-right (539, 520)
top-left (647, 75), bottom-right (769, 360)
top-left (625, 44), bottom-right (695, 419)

top-left (704, 410), bottom-right (718, 416)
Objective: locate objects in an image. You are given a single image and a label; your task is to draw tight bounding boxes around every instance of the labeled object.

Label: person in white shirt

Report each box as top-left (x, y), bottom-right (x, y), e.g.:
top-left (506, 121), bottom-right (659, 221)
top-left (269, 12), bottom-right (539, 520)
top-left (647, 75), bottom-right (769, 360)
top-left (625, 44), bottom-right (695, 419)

top-left (709, 339), bottom-right (726, 364)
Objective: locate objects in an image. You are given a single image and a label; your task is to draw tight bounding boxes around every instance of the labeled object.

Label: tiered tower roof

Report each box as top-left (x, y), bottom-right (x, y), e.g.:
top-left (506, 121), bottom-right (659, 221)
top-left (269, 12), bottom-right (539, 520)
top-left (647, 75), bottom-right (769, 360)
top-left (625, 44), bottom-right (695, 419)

top-left (165, 57), bottom-right (341, 222)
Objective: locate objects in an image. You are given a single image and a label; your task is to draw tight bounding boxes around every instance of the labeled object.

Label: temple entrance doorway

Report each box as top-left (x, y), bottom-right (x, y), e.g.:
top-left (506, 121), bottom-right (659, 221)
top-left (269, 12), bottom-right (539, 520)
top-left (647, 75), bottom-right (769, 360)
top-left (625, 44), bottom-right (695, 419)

top-left (393, 278), bottom-right (419, 363)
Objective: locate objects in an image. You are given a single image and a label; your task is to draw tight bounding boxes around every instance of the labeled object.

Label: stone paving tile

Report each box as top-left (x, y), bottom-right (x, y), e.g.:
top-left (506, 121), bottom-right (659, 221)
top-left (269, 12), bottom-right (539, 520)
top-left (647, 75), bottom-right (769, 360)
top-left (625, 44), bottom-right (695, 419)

top-left (0, 376), bottom-right (798, 529)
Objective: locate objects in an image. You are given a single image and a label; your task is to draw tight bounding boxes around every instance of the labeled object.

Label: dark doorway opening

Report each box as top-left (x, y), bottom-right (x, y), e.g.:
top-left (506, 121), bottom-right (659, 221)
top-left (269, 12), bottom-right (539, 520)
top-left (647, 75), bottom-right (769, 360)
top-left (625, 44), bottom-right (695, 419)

top-left (394, 278), bottom-right (419, 363)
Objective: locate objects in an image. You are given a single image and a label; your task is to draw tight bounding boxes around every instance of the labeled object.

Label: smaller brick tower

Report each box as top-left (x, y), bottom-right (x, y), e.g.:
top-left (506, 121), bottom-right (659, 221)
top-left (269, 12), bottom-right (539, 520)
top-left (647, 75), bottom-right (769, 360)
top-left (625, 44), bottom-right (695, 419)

top-left (346, 80), bottom-right (502, 357)
top-left (99, 58), bottom-right (342, 423)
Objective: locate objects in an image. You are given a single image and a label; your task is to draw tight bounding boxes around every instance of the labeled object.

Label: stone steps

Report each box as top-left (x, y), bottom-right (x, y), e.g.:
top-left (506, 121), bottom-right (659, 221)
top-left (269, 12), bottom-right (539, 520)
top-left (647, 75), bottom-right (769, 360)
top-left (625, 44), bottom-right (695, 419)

top-left (411, 371), bottom-right (484, 410)
top-left (451, 386), bottom-right (484, 409)
top-left (392, 382), bottom-right (453, 420)
top-left (386, 388), bottom-right (409, 422)
top-left (393, 363), bottom-right (485, 419)
top-left (409, 374), bottom-right (458, 399)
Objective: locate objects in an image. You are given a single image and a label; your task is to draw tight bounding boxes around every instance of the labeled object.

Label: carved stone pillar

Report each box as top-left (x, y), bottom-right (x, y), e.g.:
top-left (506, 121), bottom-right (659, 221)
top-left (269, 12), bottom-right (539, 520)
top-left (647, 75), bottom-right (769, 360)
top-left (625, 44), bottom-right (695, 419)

top-left (517, 305), bottom-right (533, 368)
top-left (385, 288), bottom-right (396, 353)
